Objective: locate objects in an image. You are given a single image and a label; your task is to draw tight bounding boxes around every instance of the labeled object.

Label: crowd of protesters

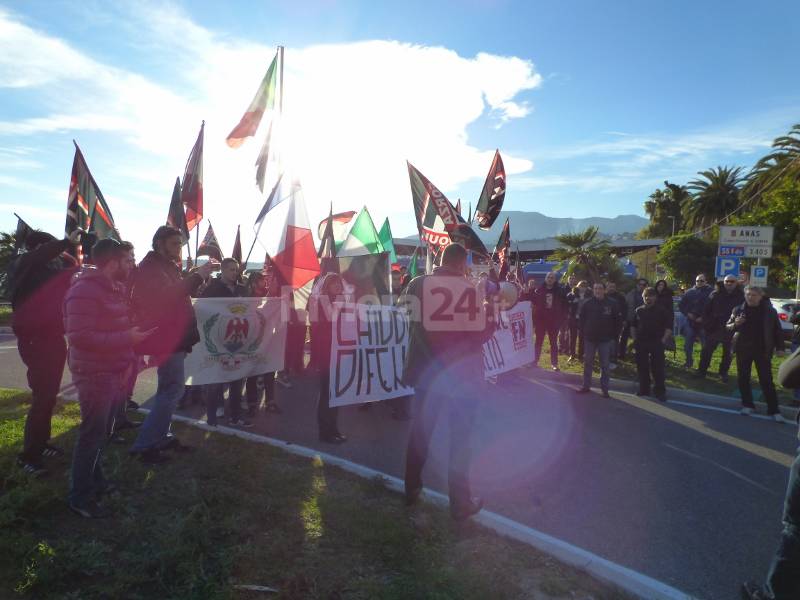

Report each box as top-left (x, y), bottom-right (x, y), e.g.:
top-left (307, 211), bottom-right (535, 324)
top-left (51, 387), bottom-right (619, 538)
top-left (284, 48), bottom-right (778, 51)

top-left (6, 225), bottom-right (800, 525)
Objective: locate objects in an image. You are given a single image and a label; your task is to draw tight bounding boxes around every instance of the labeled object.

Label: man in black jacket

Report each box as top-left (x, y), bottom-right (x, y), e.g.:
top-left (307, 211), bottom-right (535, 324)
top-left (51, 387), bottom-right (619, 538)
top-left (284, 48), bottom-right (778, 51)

top-left (401, 243), bottom-right (495, 521)
top-left (63, 239), bottom-right (153, 517)
top-left (696, 276), bottom-right (744, 381)
top-left (577, 282), bottom-right (622, 397)
top-left (631, 287), bottom-right (673, 401)
top-left (727, 285), bottom-right (787, 421)
top-left (129, 226), bottom-right (217, 464)
top-left (200, 258), bottom-right (252, 428)
top-left (742, 343), bottom-right (800, 598)
top-left (532, 272), bottom-right (566, 371)
top-left (9, 228), bottom-right (82, 476)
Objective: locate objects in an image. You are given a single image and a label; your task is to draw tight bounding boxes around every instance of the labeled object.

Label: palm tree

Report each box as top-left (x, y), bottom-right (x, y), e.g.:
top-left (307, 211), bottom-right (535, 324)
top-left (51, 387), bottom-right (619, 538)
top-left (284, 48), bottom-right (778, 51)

top-left (551, 226), bottom-right (612, 282)
top-left (641, 180), bottom-right (688, 237)
top-left (743, 123), bottom-right (800, 205)
top-left (684, 166), bottom-right (745, 232)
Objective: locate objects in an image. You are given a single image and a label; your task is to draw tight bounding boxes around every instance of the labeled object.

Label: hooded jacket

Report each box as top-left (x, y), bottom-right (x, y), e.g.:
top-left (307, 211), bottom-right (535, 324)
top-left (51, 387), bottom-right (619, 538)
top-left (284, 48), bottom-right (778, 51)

top-left (130, 250), bottom-right (204, 356)
top-left (63, 268), bottom-right (134, 375)
top-left (9, 238), bottom-right (79, 338)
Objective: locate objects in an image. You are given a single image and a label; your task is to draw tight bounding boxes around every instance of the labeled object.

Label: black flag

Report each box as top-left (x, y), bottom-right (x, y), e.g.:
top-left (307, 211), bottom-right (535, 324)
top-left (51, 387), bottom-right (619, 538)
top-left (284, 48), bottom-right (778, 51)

top-left (475, 150), bottom-right (506, 230)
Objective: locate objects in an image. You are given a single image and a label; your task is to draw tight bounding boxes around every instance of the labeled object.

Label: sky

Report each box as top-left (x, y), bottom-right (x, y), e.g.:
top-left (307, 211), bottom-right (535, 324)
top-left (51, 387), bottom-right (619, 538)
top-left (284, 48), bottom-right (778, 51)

top-left (1, 0), bottom-right (799, 258)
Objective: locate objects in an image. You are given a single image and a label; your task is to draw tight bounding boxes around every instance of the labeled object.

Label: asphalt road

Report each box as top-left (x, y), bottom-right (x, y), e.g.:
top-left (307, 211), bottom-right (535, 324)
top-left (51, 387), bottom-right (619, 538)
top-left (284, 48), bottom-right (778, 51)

top-left (2, 332), bottom-right (797, 600)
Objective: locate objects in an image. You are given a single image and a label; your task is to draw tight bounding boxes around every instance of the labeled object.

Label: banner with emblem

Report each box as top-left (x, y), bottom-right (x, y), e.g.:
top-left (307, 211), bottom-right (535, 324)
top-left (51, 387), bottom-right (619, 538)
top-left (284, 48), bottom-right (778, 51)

top-left (482, 301), bottom-right (533, 378)
top-left (184, 297), bottom-right (288, 385)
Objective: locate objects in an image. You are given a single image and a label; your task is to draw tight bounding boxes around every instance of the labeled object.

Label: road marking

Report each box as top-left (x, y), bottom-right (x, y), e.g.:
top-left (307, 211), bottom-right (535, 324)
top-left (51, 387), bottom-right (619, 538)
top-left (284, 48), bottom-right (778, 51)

top-left (150, 409), bottom-right (695, 600)
top-left (663, 443), bottom-right (780, 496)
top-left (517, 371), bottom-right (795, 468)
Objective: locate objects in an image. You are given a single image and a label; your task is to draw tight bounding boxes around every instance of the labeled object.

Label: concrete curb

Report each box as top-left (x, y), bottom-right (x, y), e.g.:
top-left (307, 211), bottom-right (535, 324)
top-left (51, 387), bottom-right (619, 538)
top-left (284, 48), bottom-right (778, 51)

top-left (0, 326), bottom-right (12, 335)
top-left (521, 366), bottom-right (799, 421)
top-left (152, 410), bottom-right (695, 600)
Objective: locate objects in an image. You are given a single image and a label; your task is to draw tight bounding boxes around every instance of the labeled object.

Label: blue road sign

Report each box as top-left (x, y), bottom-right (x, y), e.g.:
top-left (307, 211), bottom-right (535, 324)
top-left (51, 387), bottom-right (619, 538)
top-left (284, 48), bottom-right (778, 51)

top-left (715, 256), bottom-right (740, 278)
top-left (718, 246), bottom-right (745, 257)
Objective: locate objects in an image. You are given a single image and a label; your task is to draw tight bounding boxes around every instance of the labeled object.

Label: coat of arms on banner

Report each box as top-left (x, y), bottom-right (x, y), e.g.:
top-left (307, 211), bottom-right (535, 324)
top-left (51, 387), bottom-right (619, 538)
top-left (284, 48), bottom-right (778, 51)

top-left (202, 302), bottom-right (267, 369)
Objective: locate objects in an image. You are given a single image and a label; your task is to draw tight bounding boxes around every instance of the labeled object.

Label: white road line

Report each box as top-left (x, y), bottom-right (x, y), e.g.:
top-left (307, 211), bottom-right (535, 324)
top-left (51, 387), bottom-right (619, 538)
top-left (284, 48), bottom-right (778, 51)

top-left (147, 409), bottom-right (696, 600)
top-left (663, 442), bottom-right (779, 496)
top-left (667, 399), bottom-right (794, 424)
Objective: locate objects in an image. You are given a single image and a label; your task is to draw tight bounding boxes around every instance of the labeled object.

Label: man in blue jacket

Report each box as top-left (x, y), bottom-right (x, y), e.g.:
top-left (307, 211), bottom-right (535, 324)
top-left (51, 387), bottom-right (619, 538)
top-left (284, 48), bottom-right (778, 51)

top-left (63, 239), bottom-right (153, 518)
top-left (678, 274), bottom-right (712, 368)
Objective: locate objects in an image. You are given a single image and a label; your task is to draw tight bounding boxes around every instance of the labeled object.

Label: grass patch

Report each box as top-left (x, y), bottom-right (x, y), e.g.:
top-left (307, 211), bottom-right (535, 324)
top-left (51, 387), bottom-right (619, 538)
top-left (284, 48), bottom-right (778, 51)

top-left (540, 335), bottom-right (797, 405)
top-left (0, 388), bottom-right (630, 599)
top-left (0, 305), bottom-right (11, 327)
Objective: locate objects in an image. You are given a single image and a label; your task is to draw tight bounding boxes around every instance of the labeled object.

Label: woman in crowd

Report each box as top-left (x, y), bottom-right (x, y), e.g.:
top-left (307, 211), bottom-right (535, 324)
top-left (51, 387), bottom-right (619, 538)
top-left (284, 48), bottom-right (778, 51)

top-left (654, 279), bottom-right (674, 313)
top-left (308, 273), bottom-right (348, 443)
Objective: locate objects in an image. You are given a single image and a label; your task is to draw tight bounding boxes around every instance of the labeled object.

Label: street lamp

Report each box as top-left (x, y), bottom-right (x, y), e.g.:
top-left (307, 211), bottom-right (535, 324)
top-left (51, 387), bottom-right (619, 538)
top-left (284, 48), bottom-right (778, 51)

top-left (667, 216), bottom-right (676, 237)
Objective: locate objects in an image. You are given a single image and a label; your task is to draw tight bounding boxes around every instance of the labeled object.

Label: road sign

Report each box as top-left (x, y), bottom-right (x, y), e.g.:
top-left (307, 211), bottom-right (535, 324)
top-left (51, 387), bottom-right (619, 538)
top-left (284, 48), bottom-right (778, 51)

top-left (718, 245), bottom-right (773, 258)
top-left (751, 265), bottom-right (768, 287)
top-left (718, 226), bottom-right (774, 247)
top-left (715, 256), bottom-right (740, 279)
top-left (718, 246), bottom-right (745, 257)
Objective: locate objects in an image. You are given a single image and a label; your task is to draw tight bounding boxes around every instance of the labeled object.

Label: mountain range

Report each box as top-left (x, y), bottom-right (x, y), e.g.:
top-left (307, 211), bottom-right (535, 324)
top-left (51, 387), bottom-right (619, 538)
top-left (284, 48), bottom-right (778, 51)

top-left (403, 211), bottom-right (649, 244)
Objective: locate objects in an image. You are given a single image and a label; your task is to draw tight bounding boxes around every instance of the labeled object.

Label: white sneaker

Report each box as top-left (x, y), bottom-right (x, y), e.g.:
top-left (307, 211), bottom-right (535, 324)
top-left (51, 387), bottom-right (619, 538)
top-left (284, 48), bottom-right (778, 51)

top-left (772, 413), bottom-right (790, 424)
top-left (216, 408), bottom-right (225, 418)
top-left (740, 407), bottom-right (754, 416)
top-left (609, 362), bottom-right (617, 371)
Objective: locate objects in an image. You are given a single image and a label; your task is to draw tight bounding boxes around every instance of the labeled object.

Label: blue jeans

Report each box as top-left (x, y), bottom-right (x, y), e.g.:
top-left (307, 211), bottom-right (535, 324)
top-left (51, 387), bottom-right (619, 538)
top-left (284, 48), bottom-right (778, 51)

top-left (69, 373), bottom-right (121, 505)
top-left (583, 339), bottom-right (612, 392)
top-left (683, 322), bottom-right (705, 367)
top-left (131, 353), bottom-right (185, 452)
top-left (766, 450), bottom-right (800, 599)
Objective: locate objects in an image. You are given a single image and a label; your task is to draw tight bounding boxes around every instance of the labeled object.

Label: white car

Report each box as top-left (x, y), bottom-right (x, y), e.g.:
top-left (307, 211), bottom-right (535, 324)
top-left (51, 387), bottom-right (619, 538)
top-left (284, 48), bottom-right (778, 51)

top-left (771, 298), bottom-right (799, 339)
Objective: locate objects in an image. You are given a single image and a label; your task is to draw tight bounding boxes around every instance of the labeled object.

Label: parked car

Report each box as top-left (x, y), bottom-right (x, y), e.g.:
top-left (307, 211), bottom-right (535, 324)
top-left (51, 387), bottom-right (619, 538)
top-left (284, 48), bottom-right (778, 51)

top-left (770, 298), bottom-right (800, 339)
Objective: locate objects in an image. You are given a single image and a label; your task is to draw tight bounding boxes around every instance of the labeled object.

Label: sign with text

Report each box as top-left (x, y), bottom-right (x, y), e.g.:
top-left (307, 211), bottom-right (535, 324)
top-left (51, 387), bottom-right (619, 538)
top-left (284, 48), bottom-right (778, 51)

top-left (482, 301), bottom-right (534, 378)
top-left (751, 265), bottom-right (769, 287)
top-left (329, 303), bottom-right (413, 407)
top-left (718, 226), bottom-right (774, 248)
top-left (185, 298), bottom-right (287, 385)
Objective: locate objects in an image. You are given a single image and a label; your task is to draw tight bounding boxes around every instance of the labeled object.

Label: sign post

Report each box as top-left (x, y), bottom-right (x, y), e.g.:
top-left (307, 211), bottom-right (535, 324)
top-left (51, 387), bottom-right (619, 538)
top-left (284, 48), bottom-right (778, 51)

top-left (717, 226), bottom-right (774, 286)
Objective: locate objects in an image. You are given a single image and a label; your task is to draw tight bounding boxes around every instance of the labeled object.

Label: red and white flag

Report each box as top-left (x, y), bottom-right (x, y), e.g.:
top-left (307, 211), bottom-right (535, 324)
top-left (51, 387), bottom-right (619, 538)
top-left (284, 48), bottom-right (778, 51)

top-left (256, 176), bottom-right (320, 289)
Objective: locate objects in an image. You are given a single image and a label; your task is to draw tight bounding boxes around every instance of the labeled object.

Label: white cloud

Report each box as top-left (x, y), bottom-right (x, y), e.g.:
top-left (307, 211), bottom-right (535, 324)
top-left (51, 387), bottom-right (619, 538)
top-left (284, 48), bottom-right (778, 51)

top-left (0, 5), bottom-right (541, 253)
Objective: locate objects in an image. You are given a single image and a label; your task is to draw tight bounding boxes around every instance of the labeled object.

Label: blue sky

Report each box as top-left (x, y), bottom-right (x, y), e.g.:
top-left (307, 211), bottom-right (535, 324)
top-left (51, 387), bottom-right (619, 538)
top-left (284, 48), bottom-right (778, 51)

top-left (1, 0), bottom-right (799, 255)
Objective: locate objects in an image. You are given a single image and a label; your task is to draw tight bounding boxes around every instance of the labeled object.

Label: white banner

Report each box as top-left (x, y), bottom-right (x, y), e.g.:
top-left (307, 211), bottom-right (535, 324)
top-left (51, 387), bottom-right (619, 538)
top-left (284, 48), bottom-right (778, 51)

top-left (329, 302), bottom-right (412, 407)
top-left (483, 301), bottom-right (533, 378)
top-left (185, 297), bottom-right (287, 385)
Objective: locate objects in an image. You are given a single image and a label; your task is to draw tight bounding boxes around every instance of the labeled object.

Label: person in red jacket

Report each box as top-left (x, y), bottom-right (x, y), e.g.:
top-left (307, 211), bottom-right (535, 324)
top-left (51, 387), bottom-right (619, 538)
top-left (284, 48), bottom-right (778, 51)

top-left (9, 228), bottom-right (82, 476)
top-left (63, 239), bottom-right (153, 518)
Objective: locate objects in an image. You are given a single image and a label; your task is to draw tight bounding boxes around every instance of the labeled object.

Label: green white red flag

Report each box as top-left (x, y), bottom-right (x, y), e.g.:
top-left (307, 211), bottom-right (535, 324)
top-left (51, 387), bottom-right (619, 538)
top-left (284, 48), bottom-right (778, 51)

top-left (226, 51), bottom-right (279, 149)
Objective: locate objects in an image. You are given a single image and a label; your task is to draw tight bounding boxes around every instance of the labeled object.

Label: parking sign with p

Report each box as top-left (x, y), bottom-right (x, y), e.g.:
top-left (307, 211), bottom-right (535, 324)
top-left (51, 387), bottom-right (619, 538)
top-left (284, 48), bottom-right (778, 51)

top-left (715, 256), bottom-right (740, 279)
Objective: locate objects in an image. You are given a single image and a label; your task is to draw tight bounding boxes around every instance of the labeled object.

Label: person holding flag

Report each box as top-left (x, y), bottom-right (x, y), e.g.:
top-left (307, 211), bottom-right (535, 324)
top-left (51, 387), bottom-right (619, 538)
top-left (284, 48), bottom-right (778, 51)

top-left (9, 228), bottom-right (83, 476)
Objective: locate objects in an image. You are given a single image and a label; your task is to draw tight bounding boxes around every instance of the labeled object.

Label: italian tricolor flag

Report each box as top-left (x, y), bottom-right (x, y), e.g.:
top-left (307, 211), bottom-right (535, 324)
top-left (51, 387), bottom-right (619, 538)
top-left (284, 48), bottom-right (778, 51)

top-left (226, 52), bottom-right (278, 149)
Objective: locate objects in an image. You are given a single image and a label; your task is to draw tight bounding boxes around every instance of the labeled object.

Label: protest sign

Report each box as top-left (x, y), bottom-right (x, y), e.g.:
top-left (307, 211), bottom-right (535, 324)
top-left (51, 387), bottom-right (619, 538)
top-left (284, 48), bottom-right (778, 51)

top-left (329, 302), bottom-right (413, 407)
top-left (185, 297), bottom-right (287, 385)
top-left (483, 301), bottom-right (533, 378)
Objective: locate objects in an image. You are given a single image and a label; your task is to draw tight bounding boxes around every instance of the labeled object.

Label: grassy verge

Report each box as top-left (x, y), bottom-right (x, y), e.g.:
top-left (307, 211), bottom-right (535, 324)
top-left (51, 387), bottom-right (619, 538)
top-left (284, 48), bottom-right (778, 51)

top-left (0, 388), bottom-right (630, 599)
top-left (0, 305), bottom-right (11, 327)
top-left (538, 335), bottom-right (798, 405)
